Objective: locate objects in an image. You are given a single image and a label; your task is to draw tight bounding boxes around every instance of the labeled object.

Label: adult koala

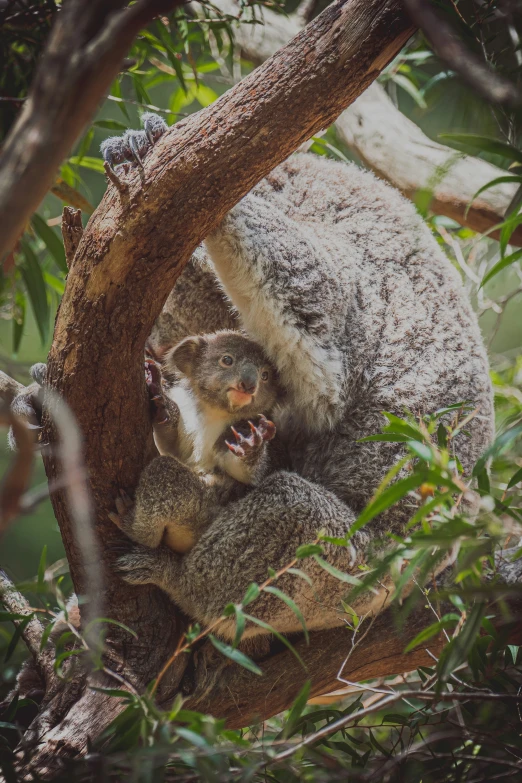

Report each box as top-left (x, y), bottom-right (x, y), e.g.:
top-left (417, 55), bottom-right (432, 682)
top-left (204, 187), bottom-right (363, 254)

top-left (109, 125), bottom-right (493, 641)
top-left (12, 126), bottom-right (494, 640)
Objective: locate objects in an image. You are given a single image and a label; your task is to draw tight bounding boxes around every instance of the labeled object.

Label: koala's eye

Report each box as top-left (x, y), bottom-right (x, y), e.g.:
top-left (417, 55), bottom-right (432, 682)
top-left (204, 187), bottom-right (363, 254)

top-left (220, 355), bottom-right (234, 367)
top-left (261, 370), bottom-right (269, 381)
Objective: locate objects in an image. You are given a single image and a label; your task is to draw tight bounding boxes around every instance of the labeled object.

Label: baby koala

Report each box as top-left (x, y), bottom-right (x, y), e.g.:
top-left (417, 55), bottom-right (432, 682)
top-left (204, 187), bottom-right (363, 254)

top-left (110, 330), bottom-right (284, 554)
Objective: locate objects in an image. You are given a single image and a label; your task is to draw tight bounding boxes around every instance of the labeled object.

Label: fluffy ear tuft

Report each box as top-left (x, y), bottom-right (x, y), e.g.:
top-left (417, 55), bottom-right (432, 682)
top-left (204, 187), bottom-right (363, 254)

top-left (166, 336), bottom-right (206, 377)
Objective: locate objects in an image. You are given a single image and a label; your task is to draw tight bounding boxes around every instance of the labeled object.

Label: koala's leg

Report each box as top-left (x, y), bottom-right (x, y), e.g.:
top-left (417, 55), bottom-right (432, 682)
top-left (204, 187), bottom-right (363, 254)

top-left (110, 456), bottom-right (217, 553)
top-left (204, 195), bottom-right (348, 430)
top-left (118, 471), bottom-right (381, 638)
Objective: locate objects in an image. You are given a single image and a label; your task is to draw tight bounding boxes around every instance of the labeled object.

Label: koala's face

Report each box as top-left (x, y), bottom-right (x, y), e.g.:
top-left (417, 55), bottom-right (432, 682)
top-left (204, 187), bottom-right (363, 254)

top-left (165, 331), bottom-right (280, 415)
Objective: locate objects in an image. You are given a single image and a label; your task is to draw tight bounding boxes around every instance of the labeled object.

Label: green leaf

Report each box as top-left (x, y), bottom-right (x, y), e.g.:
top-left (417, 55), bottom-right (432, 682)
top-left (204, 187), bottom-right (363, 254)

top-left (242, 582), bottom-right (260, 606)
top-left (313, 555), bottom-right (363, 587)
top-left (244, 614), bottom-right (307, 669)
top-left (407, 441), bottom-right (433, 462)
top-left (68, 156), bottom-right (105, 173)
top-left (480, 248), bottom-right (522, 288)
top-left (350, 474), bottom-right (424, 536)
top-left (404, 616), bottom-right (459, 653)
top-left (439, 134), bottom-right (522, 164)
top-left (19, 239), bottom-right (49, 345)
top-left (5, 617), bottom-right (32, 662)
top-left (37, 545), bottom-right (47, 587)
top-left (12, 289), bottom-right (26, 354)
top-left (263, 586), bottom-right (309, 643)
top-left (31, 214), bottom-right (67, 274)
top-left (281, 681), bottom-right (311, 739)
top-left (110, 78), bottom-right (130, 121)
top-left (437, 602), bottom-right (485, 683)
top-left (473, 422), bottom-right (522, 476)
top-left (358, 433), bottom-right (413, 443)
top-left (89, 687), bottom-right (135, 701)
top-left (507, 466), bottom-right (522, 490)
top-left (287, 567), bottom-right (313, 587)
top-left (390, 73), bottom-right (427, 108)
top-left (93, 119), bottom-right (128, 131)
top-left (382, 713), bottom-right (409, 725)
top-left (0, 612), bottom-right (27, 622)
top-left (208, 635), bottom-right (262, 675)
top-left (296, 544), bottom-right (323, 559)
top-left (233, 605), bottom-right (245, 647)
top-left (468, 175), bottom-right (522, 214)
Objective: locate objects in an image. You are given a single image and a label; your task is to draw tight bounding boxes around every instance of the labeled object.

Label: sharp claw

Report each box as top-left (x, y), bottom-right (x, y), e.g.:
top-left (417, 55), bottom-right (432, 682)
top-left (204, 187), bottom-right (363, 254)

top-left (108, 512), bottom-right (123, 529)
top-left (230, 426), bottom-right (241, 443)
top-left (128, 135), bottom-right (144, 169)
top-left (145, 128), bottom-right (154, 146)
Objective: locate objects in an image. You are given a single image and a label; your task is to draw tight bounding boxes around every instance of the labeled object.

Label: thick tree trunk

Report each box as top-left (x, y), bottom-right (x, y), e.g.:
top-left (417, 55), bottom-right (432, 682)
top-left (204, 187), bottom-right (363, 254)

top-left (16, 0), bottom-right (415, 772)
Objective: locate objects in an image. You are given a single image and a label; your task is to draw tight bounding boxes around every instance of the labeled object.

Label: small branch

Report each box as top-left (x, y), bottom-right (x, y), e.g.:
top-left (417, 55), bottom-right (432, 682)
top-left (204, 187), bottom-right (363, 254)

top-left (103, 161), bottom-right (128, 195)
top-left (0, 568), bottom-right (44, 660)
top-left (61, 206), bottom-right (84, 268)
top-left (403, 0), bottom-right (521, 108)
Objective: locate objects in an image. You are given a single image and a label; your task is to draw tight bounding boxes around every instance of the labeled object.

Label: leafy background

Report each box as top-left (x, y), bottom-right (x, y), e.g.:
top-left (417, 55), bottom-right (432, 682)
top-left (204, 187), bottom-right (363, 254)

top-left (1, 1), bottom-right (522, 780)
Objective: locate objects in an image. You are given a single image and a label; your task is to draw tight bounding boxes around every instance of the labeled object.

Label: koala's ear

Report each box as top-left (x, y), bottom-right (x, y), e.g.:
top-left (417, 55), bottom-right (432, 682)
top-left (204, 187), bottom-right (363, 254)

top-left (167, 336), bottom-right (207, 377)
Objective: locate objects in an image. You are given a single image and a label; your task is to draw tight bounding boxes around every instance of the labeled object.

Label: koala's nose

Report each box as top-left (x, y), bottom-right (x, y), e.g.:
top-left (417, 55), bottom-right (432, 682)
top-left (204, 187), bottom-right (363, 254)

top-left (238, 366), bottom-right (258, 395)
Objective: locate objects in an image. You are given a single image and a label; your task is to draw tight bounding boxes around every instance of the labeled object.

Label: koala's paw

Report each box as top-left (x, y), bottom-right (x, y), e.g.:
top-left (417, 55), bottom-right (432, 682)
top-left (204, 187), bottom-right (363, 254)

top-left (108, 489), bottom-right (134, 533)
top-left (100, 113), bottom-right (167, 171)
top-left (145, 358), bottom-right (169, 425)
top-left (225, 414), bottom-right (276, 460)
top-left (114, 542), bottom-right (158, 585)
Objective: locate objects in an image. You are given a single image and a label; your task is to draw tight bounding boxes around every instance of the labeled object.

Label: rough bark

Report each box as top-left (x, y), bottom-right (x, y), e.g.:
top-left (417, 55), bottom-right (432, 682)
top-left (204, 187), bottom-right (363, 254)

top-left (15, 0), bottom-right (415, 771)
top-left (217, 0), bottom-right (521, 243)
top-left (61, 207), bottom-right (84, 268)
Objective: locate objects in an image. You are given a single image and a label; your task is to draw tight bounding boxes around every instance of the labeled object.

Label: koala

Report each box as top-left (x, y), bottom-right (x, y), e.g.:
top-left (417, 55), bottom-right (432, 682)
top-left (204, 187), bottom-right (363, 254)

top-left (10, 117), bottom-right (494, 645)
top-left (111, 330), bottom-right (284, 554)
top-left (100, 115), bottom-right (494, 643)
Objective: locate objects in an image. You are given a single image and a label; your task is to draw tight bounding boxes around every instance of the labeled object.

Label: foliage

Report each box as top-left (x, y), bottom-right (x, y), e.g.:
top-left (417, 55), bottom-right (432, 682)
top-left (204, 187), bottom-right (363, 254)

top-left (1, 2), bottom-right (522, 782)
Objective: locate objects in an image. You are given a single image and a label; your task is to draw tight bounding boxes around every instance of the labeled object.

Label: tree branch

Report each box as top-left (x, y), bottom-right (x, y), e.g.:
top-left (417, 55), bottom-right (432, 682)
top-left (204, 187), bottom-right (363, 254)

top-left (0, 568), bottom-right (44, 661)
top-left (61, 207), bottom-right (84, 268)
top-left (217, 0), bottom-right (522, 244)
top-left (403, 0), bottom-right (521, 108)
top-left (0, 0), bottom-right (183, 261)
top-left (181, 563), bottom-right (522, 727)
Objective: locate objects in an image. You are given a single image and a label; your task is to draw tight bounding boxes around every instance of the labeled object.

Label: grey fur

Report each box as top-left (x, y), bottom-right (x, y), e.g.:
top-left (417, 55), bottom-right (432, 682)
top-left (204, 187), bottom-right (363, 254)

top-left (14, 115), bottom-right (494, 638)
top-left (117, 145), bottom-right (494, 639)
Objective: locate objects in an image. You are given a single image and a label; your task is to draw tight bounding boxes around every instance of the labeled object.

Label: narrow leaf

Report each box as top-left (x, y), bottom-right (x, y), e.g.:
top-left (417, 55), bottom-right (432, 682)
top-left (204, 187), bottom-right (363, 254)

top-left (208, 635), bottom-right (262, 675)
top-left (31, 214), bottom-right (67, 274)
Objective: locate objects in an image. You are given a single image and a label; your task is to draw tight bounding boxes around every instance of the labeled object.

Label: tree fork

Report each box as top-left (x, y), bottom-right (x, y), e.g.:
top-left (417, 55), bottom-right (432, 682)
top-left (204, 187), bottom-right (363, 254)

top-left (20, 0), bottom-right (416, 770)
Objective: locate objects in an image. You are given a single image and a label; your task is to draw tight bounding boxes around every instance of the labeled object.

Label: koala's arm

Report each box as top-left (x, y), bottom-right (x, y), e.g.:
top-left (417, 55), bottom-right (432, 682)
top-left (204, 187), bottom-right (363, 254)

top-left (204, 195), bottom-right (349, 430)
